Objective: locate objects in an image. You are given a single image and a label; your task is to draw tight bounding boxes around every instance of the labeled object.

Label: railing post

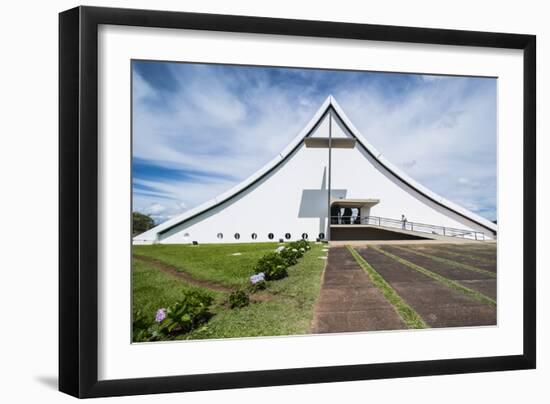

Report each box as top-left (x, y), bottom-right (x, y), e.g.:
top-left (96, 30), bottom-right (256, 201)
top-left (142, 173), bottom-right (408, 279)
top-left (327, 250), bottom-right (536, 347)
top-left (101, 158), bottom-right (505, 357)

top-left (443, 228), bottom-right (446, 236)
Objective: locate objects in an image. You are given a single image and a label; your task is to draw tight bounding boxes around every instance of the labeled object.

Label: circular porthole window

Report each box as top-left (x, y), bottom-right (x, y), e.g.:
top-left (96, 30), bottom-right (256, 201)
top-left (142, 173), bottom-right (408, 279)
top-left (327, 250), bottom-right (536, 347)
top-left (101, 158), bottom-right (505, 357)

top-left (217, 233), bottom-right (223, 239)
top-left (318, 232), bottom-right (325, 240)
top-left (268, 233), bottom-right (274, 240)
top-left (285, 233), bottom-right (291, 240)
top-left (301, 233), bottom-right (308, 240)
top-left (234, 233), bottom-right (240, 240)
top-left (251, 233), bottom-right (257, 240)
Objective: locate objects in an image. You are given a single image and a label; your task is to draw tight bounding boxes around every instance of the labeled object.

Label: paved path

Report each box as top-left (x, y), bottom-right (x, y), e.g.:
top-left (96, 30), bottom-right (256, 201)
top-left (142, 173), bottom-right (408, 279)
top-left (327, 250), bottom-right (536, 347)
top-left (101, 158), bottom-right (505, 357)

top-left (356, 247), bottom-right (496, 328)
top-left (311, 247), bottom-right (406, 333)
top-left (403, 244), bottom-right (497, 273)
top-left (380, 245), bottom-right (496, 300)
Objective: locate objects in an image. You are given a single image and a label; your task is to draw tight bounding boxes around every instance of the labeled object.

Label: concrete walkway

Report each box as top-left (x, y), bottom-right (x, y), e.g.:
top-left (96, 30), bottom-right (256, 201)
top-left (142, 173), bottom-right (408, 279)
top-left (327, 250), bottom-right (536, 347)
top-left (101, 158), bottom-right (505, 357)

top-left (356, 247), bottom-right (496, 328)
top-left (311, 247), bottom-right (406, 333)
top-left (380, 245), bottom-right (497, 300)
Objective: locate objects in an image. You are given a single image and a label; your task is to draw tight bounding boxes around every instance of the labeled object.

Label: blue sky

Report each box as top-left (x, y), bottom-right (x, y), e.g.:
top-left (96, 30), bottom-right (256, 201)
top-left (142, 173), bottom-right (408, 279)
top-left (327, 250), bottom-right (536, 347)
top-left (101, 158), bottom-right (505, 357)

top-left (132, 60), bottom-right (497, 224)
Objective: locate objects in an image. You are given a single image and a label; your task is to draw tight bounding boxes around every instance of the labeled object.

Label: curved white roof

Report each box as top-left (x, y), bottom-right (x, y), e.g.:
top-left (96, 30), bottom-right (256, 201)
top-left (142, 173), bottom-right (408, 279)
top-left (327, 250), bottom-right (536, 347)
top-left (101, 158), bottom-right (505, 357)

top-left (135, 96), bottom-right (496, 241)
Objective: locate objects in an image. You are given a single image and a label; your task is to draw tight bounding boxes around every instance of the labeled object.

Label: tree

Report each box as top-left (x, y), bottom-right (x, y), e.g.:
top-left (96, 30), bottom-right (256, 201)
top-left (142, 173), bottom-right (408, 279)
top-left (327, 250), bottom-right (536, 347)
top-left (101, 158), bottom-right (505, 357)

top-left (133, 212), bottom-right (155, 236)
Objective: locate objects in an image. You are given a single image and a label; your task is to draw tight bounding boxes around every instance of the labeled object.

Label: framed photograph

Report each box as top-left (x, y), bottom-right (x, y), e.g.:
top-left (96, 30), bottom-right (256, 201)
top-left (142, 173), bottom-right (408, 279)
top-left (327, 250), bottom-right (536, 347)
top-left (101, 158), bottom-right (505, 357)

top-left (59, 6), bottom-right (536, 398)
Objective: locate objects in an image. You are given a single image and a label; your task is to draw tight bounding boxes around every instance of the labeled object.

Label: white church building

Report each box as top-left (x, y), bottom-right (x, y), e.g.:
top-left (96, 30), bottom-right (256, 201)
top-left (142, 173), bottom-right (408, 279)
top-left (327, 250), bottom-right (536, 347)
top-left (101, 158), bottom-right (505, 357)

top-left (134, 96), bottom-right (496, 244)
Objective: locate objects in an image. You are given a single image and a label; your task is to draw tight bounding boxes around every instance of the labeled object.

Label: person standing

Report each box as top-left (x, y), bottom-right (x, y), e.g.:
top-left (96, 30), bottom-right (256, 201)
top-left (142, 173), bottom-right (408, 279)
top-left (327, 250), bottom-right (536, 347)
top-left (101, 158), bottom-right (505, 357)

top-left (401, 214), bottom-right (408, 230)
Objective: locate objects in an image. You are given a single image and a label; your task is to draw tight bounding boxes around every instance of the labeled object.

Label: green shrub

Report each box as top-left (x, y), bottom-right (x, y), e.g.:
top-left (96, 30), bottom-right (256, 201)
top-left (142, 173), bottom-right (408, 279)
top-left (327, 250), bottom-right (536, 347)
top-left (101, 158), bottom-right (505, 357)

top-left (288, 239), bottom-right (311, 251)
top-left (253, 252), bottom-right (289, 280)
top-left (132, 309), bottom-right (154, 342)
top-left (278, 240), bottom-right (310, 266)
top-left (248, 272), bottom-right (267, 293)
top-left (132, 309), bottom-right (165, 342)
top-left (248, 280), bottom-right (267, 293)
top-left (266, 264), bottom-right (288, 280)
top-left (280, 248), bottom-right (301, 265)
top-left (132, 289), bottom-right (214, 342)
top-left (229, 289), bottom-right (250, 309)
top-left (161, 290), bottom-right (214, 334)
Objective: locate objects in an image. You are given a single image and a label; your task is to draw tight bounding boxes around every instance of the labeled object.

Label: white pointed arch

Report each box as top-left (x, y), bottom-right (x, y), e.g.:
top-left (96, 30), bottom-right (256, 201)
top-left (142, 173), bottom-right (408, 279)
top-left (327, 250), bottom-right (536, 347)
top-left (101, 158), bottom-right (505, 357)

top-left (134, 96), bottom-right (496, 243)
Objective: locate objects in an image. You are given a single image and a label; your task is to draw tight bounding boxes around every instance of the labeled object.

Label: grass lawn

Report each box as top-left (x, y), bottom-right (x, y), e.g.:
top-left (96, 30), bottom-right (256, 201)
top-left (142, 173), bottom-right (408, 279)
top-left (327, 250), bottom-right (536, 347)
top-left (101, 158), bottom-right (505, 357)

top-left (132, 242), bottom-right (327, 340)
top-left (133, 243), bottom-right (280, 288)
top-left (132, 258), bottom-right (223, 323)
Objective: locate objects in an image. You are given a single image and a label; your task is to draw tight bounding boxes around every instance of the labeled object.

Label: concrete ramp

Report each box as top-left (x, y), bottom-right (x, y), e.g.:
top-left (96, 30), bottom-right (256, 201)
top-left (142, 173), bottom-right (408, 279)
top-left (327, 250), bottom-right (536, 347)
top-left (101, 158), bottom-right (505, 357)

top-left (330, 224), bottom-right (487, 242)
top-left (331, 225), bottom-right (428, 241)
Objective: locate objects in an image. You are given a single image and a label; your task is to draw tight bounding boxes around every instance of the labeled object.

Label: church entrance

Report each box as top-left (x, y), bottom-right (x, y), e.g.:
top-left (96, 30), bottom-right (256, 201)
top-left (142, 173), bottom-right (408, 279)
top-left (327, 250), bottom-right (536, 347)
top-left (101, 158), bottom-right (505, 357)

top-left (331, 205), bottom-right (361, 225)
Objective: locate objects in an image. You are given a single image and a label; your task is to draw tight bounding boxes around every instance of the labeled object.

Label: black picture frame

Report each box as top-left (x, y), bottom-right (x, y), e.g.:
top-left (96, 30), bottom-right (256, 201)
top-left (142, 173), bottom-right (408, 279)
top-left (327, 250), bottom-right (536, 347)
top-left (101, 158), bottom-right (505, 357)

top-left (59, 5), bottom-right (536, 398)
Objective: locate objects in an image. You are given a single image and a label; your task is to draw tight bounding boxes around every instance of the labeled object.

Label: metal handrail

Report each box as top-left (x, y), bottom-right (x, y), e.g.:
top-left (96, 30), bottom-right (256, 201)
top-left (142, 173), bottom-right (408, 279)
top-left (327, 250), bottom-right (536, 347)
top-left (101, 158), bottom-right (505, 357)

top-left (330, 215), bottom-right (485, 240)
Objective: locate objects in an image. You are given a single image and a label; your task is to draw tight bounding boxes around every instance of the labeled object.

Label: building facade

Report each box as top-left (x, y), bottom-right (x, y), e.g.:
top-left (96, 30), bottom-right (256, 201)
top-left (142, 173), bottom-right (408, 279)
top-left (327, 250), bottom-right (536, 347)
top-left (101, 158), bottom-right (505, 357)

top-left (134, 96), bottom-right (496, 244)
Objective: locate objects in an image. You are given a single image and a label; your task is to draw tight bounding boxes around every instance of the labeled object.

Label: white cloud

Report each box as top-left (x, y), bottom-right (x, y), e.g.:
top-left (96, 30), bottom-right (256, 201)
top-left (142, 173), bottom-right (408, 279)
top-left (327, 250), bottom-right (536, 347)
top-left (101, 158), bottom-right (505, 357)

top-left (145, 203), bottom-right (165, 215)
top-left (334, 76), bottom-right (496, 219)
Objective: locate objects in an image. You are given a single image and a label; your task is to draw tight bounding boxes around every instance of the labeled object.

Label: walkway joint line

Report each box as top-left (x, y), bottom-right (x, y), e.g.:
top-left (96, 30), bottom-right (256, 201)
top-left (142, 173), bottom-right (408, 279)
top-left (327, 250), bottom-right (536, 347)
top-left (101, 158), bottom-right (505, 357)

top-left (347, 246), bottom-right (427, 329)
top-left (369, 246), bottom-right (497, 308)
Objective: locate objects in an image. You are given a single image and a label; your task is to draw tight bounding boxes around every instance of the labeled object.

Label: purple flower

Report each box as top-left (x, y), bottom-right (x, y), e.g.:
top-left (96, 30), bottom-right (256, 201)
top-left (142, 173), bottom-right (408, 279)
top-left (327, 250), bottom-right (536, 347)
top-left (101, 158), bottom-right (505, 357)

top-left (250, 273), bottom-right (265, 285)
top-left (155, 308), bottom-right (167, 323)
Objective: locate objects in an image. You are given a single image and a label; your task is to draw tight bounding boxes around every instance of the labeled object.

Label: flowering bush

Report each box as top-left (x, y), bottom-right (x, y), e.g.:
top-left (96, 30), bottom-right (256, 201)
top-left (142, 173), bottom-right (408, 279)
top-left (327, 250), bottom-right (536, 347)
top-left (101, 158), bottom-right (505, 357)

top-left (253, 252), bottom-right (289, 280)
top-left (288, 239), bottom-right (311, 251)
top-left (229, 289), bottom-right (250, 309)
top-left (279, 247), bottom-right (301, 266)
top-left (161, 290), bottom-right (214, 334)
top-left (132, 290), bottom-right (214, 342)
top-left (249, 272), bottom-right (267, 292)
top-left (279, 240), bottom-right (311, 265)
top-left (251, 240), bottom-right (311, 283)
top-left (250, 272), bottom-right (265, 284)
top-left (267, 265), bottom-right (288, 280)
